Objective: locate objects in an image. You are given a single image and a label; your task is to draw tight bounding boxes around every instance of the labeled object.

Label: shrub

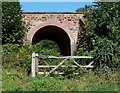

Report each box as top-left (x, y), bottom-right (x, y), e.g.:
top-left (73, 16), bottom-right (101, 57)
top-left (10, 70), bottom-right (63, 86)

top-left (2, 40), bottom-right (61, 75)
top-left (32, 40), bottom-right (60, 56)
top-left (93, 37), bottom-right (120, 71)
top-left (2, 44), bottom-right (20, 68)
top-left (76, 2), bottom-right (120, 71)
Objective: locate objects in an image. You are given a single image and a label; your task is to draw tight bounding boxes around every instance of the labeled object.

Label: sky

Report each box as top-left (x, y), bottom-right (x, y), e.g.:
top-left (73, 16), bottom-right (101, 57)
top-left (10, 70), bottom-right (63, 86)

top-left (20, 2), bottom-right (93, 12)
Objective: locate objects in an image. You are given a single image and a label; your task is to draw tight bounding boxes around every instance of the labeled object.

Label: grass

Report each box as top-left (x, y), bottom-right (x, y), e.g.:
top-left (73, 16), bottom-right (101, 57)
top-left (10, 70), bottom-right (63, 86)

top-left (2, 42), bottom-right (119, 92)
top-left (2, 68), bottom-right (119, 91)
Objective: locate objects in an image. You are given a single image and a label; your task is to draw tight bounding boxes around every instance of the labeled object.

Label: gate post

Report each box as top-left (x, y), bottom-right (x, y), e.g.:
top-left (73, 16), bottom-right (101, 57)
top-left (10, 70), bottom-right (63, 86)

top-left (32, 52), bottom-right (36, 77)
top-left (35, 53), bottom-right (39, 75)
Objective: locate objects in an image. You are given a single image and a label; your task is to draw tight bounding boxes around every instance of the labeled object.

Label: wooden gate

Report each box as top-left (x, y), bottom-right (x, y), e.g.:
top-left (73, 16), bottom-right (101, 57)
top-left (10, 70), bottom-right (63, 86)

top-left (31, 53), bottom-right (94, 77)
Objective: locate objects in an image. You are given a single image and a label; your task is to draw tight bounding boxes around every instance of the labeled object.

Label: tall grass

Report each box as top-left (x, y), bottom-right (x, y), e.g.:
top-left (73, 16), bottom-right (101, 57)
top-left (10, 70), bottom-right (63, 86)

top-left (2, 40), bottom-right (119, 91)
top-left (2, 68), bottom-right (119, 91)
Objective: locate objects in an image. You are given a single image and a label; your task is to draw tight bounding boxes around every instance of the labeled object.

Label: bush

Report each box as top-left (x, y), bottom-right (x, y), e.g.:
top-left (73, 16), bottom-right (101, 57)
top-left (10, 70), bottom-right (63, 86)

top-left (32, 40), bottom-right (60, 56)
top-left (76, 2), bottom-right (120, 71)
top-left (2, 44), bottom-right (20, 68)
top-left (76, 36), bottom-right (120, 71)
top-left (2, 40), bottom-right (61, 75)
top-left (93, 37), bottom-right (120, 70)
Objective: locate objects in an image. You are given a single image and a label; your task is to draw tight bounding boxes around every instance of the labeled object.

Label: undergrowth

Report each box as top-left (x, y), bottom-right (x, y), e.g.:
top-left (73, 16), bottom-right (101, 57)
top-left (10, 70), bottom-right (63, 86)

top-left (2, 68), bottom-right (119, 91)
top-left (2, 40), bottom-right (119, 91)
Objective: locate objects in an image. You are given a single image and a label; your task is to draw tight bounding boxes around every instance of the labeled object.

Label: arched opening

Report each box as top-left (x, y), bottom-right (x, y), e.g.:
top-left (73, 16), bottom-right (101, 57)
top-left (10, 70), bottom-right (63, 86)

top-left (32, 25), bottom-right (71, 56)
top-left (33, 40), bottom-right (61, 56)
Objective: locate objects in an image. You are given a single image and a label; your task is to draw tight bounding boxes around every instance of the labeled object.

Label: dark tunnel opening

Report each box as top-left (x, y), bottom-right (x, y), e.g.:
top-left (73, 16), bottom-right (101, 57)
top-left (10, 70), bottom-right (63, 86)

top-left (32, 25), bottom-right (71, 56)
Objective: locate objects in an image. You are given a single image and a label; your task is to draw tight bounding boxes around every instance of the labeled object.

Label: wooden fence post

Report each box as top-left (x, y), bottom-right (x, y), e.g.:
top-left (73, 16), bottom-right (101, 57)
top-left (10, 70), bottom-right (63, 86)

top-left (35, 53), bottom-right (39, 75)
top-left (32, 52), bottom-right (36, 77)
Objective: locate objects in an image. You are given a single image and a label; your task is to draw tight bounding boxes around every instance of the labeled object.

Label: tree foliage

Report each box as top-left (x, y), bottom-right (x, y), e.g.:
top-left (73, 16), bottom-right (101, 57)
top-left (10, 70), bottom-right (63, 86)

top-left (2, 2), bottom-right (25, 44)
top-left (76, 2), bottom-right (120, 70)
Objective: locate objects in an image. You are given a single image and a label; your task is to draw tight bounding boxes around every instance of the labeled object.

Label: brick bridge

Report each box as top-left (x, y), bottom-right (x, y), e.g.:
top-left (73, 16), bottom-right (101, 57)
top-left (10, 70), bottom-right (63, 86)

top-left (22, 12), bottom-right (84, 56)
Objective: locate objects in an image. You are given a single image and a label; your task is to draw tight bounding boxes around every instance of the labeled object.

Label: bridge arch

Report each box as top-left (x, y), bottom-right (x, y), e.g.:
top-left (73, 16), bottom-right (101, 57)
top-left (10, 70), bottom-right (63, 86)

top-left (27, 21), bottom-right (75, 55)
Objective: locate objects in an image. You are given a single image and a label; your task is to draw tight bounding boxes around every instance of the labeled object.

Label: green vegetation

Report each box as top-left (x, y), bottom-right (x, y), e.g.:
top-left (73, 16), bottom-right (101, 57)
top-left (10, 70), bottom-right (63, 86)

top-left (2, 2), bottom-right (25, 44)
top-left (2, 68), bottom-right (119, 91)
top-left (2, 40), bottom-right (61, 75)
top-left (2, 40), bottom-right (119, 91)
top-left (2, 2), bottom-right (119, 92)
top-left (76, 2), bottom-right (120, 71)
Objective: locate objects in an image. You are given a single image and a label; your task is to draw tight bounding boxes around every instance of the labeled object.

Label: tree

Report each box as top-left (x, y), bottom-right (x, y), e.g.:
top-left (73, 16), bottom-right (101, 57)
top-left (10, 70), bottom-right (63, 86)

top-left (76, 2), bottom-right (120, 70)
top-left (2, 2), bottom-right (25, 44)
